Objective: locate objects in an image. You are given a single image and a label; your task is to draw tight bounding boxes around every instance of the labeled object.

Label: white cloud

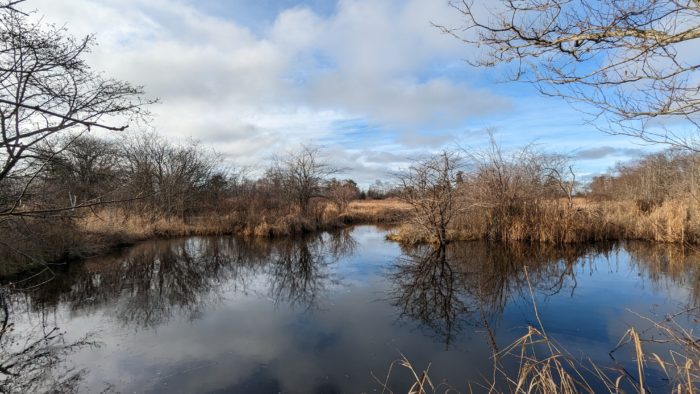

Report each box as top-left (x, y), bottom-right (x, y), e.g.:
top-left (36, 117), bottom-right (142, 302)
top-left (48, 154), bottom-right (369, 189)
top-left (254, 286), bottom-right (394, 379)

top-left (25, 0), bottom-right (505, 170)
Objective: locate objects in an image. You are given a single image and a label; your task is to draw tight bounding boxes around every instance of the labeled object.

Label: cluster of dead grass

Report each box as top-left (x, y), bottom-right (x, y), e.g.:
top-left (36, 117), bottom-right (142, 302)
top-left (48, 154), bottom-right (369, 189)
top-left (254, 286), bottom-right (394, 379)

top-left (389, 198), bottom-right (700, 246)
top-left (0, 199), bottom-right (412, 276)
top-left (79, 199), bottom-right (413, 242)
top-left (341, 199), bottom-right (413, 225)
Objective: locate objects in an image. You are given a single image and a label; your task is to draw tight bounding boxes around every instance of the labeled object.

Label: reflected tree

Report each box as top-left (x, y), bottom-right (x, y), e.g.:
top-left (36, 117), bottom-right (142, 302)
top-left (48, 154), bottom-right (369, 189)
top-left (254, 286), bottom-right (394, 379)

top-left (624, 241), bottom-right (700, 307)
top-left (268, 231), bottom-right (355, 310)
top-left (0, 291), bottom-right (95, 393)
top-left (389, 241), bottom-right (612, 347)
top-left (269, 238), bottom-right (329, 310)
top-left (12, 238), bottom-right (245, 329)
top-left (7, 230), bottom-right (357, 329)
top-left (325, 228), bottom-right (357, 258)
top-left (390, 245), bottom-right (475, 347)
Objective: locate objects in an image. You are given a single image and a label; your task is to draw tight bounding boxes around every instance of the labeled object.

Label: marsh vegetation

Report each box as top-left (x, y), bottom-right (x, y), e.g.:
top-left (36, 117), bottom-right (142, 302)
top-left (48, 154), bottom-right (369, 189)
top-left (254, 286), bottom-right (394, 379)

top-left (1, 0), bottom-right (700, 393)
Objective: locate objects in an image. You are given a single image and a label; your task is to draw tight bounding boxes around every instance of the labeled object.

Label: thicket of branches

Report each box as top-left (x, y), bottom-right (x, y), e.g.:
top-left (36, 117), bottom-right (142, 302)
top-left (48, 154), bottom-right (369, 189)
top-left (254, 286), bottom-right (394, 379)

top-left (0, 3), bottom-right (151, 217)
top-left (589, 149), bottom-right (700, 207)
top-left (396, 139), bottom-right (577, 244)
top-left (396, 140), bottom-right (700, 245)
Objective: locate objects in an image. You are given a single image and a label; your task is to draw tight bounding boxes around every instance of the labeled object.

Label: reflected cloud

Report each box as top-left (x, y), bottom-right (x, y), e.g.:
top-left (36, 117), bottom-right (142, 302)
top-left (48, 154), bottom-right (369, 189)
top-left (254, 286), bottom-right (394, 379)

top-left (3, 228), bottom-right (700, 392)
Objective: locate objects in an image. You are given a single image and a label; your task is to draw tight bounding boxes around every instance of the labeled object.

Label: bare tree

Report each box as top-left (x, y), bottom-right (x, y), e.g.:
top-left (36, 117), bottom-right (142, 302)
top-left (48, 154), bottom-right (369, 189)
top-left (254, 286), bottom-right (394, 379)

top-left (326, 178), bottom-right (359, 213)
top-left (119, 133), bottom-right (216, 219)
top-left (38, 134), bottom-right (121, 203)
top-left (0, 1), bottom-right (26, 13)
top-left (440, 0), bottom-right (700, 149)
top-left (0, 4), bottom-right (151, 217)
top-left (398, 150), bottom-right (464, 246)
top-left (273, 145), bottom-right (336, 213)
top-left (546, 165), bottom-right (577, 210)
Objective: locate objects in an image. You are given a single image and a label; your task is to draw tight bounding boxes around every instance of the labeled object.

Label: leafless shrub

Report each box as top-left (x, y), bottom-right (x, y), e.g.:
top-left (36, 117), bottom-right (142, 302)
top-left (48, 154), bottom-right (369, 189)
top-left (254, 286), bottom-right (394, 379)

top-left (271, 145), bottom-right (338, 213)
top-left (397, 151), bottom-right (465, 246)
top-left (326, 178), bottom-right (360, 213)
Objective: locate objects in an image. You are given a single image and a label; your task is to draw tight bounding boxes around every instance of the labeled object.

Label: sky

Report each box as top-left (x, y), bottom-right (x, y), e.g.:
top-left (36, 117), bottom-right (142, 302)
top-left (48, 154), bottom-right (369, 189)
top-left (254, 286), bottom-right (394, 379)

top-left (25, 0), bottom-right (663, 185)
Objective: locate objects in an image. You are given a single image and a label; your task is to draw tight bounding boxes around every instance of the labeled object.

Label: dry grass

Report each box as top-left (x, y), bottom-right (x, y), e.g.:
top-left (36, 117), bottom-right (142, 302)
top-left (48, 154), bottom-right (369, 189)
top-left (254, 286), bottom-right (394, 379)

top-left (8, 196), bottom-right (700, 277)
top-left (80, 205), bottom-right (341, 242)
top-left (79, 208), bottom-right (238, 242)
top-left (1, 198), bottom-right (415, 277)
top-left (341, 199), bottom-right (413, 225)
top-left (389, 198), bottom-right (700, 246)
top-left (77, 199), bottom-right (411, 253)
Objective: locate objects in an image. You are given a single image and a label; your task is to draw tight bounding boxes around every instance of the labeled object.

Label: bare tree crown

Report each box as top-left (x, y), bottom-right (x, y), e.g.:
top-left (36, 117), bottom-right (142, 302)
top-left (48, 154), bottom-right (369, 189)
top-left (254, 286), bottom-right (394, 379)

top-left (0, 3), bottom-right (152, 217)
top-left (0, 4), bottom-right (150, 180)
top-left (440, 0), bottom-right (700, 149)
top-left (398, 151), bottom-right (464, 246)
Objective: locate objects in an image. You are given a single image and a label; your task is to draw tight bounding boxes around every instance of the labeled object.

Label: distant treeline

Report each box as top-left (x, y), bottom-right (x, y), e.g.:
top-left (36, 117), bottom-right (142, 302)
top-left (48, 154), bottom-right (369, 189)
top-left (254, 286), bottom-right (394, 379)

top-left (588, 149), bottom-right (700, 207)
top-left (0, 133), bottom-right (373, 272)
top-left (4, 130), bottom-right (700, 273)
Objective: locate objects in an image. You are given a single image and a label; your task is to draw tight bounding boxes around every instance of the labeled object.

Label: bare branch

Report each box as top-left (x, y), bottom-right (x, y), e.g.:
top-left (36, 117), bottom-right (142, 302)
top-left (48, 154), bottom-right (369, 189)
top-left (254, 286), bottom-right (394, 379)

top-left (440, 0), bottom-right (700, 149)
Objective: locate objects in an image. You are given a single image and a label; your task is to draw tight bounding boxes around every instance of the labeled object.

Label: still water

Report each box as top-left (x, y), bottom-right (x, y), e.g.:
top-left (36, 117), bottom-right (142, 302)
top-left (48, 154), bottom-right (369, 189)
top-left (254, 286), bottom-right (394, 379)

top-left (2, 226), bottom-right (700, 393)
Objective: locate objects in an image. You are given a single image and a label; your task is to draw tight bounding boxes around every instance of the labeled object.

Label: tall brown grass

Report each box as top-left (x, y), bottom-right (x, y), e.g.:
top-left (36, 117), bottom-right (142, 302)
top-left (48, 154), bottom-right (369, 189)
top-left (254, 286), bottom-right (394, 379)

top-left (390, 198), bottom-right (700, 246)
top-left (80, 199), bottom-right (413, 242)
top-left (341, 199), bottom-right (413, 225)
top-left (0, 199), bottom-right (411, 277)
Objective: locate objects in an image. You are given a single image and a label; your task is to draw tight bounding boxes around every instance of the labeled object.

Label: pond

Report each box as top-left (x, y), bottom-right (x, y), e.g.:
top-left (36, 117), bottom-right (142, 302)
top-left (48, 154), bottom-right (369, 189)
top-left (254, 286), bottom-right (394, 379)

top-left (1, 226), bottom-right (699, 393)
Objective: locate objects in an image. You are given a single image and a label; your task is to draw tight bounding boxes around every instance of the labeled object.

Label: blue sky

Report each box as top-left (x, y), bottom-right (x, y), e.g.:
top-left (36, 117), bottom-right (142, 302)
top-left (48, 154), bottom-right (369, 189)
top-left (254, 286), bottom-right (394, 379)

top-left (28, 0), bottom-right (662, 185)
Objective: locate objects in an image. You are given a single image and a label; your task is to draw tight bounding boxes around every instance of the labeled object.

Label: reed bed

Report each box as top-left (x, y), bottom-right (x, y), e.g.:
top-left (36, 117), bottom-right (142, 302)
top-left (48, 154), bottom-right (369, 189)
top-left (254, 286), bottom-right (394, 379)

top-left (79, 199), bottom-right (412, 241)
top-left (0, 199), bottom-right (412, 276)
top-left (389, 198), bottom-right (700, 246)
top-left (341, 199), bottom-right (413, 225)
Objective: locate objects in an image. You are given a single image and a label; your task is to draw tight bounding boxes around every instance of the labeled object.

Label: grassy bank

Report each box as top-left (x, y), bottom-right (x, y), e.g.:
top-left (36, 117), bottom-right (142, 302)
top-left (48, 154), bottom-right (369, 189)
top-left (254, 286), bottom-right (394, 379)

top-left (5, 195), bottom-right (700, 277)
top-left (388, 198), bottom-right (700, 245)
top-left (0, 199), bottom-right (413, 277)
top-left (79, 199), bottom-right (411, 241)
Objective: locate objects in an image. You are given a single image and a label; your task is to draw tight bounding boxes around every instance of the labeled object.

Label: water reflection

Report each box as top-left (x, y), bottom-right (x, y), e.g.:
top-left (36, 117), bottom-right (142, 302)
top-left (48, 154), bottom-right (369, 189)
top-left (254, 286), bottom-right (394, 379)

top-left (0, 290), bottom-right (94, 393)
top-left (1, 227), bottom-right (700, 392)
top-left (624, 242), bottom-right (700, 306)
top-left (10, 230), bottom-right (356, 330)
top-left (389, 241), bottom-right (700, 347)
top-left (390, 245), bottom-right (476, 347)
top-left (267, 229), bottom-right (355, 309)
top-left (269, 238), bottom-right (331, 309)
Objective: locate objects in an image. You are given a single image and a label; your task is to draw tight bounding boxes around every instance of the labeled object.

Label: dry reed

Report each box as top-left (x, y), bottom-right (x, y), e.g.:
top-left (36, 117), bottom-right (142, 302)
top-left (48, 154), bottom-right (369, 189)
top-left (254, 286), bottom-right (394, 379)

top-left (341, 199), bottom-right (413, 225)
top-left (389, 198), bottom-right (700, 246)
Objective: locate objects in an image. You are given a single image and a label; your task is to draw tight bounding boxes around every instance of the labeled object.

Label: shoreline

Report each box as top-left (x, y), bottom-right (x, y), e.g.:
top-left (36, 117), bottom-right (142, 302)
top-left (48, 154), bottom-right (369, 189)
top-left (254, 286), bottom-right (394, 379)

top-left (4, 197), bottom-right (700, 279)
